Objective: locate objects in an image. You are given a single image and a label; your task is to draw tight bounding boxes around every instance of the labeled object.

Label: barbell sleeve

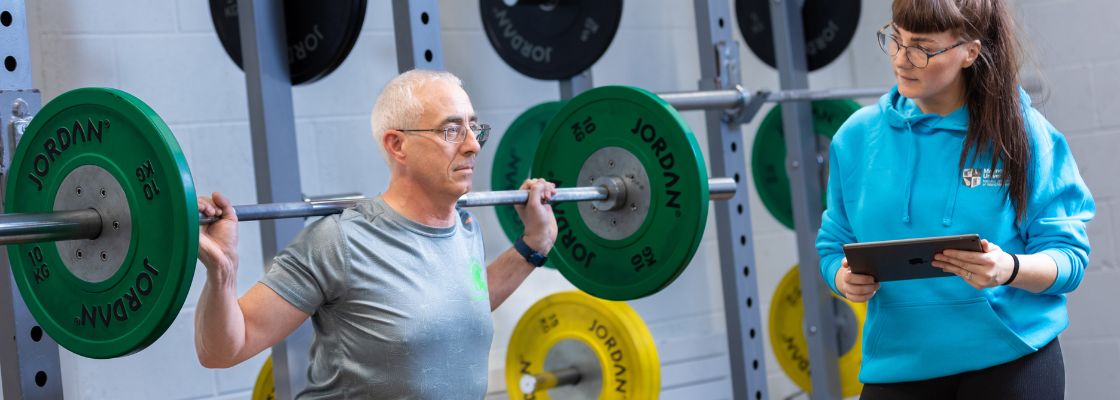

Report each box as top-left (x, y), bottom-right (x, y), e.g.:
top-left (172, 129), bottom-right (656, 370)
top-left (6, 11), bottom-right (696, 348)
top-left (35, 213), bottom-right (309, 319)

top-left (0, 209), bottom-right (102, 245)
top-left (708, 177), bottom-right (736, 201)
top-left (519, 367), bottom-right (583, 393)
top-left (659, 88), bottom-right (750, 111)
top-left (0, 177), bottom-right (738, 245)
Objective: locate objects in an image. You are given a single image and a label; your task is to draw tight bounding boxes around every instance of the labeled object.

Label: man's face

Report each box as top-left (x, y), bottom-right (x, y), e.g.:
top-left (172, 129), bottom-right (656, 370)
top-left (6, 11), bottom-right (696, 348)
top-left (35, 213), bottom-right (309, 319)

top-left (405, 80), bottom-right (481, 198)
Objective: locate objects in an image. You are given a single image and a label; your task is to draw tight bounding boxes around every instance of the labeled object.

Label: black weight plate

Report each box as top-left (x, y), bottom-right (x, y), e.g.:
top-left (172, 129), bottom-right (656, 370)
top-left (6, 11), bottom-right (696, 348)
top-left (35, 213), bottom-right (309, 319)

top-left (209, 0), bottom-right (366, 85)
top-left (480, 0), bottom-right (622, 80)
top-left (735, 0), bottom-right (860, 71)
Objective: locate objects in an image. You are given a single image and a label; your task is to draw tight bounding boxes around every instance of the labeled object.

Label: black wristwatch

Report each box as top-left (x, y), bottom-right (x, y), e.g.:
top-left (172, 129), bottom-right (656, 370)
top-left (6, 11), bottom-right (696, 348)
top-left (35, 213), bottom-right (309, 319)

top-left (514, 237), bottom-right (548, 267)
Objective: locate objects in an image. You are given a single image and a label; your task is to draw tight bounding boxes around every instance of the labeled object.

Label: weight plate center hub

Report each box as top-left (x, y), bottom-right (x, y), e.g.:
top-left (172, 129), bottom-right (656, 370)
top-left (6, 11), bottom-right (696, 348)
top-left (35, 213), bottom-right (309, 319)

top-left (537, 339), bottom-right (603, 399)
top-left (52, 165), bottom-right (133, 284)
top-left (578, 147), bottom-right (650, 240)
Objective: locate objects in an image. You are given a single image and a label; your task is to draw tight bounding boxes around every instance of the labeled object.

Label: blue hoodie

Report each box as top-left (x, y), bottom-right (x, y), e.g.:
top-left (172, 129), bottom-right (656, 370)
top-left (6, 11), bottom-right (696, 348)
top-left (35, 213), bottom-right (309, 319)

top-left (816, 86), bottom-right (1095, 383)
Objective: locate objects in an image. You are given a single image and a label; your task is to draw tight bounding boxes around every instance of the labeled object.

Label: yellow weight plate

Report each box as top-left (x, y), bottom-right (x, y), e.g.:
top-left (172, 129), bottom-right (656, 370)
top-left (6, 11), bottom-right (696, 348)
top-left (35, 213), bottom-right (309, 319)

top-left (769, 265), bottom-right (865, 397)
top-left (506, 291), bottom-right (659, 399)
top-left (252, 356), bottom-right (275, 400)
top-left (606, 298), bottom-right (659, 394)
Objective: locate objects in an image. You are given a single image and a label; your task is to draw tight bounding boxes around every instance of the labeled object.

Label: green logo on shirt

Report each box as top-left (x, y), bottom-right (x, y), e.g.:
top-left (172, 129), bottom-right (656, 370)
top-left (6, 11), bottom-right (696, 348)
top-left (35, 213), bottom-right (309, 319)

top-left (469, 258), bottom-right (488, 301)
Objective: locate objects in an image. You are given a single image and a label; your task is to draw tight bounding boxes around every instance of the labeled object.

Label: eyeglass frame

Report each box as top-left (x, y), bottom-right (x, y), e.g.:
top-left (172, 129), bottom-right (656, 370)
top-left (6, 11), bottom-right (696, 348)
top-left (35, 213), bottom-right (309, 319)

top-left (876, 23), bottom-right (969, 69)
top-left (395, 122), bottom-right (491, 146)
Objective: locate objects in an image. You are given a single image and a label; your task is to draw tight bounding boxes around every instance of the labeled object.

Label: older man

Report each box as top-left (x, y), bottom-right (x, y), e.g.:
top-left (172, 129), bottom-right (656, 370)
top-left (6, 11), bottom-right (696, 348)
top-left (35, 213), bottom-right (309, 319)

top-left (193, 69), bottom-right (558, 399)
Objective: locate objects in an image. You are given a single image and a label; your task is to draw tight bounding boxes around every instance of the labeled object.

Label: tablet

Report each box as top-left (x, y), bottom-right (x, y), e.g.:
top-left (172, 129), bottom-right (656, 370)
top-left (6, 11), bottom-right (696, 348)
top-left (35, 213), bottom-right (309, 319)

top-left (842, 234), bottom-right (982, 282)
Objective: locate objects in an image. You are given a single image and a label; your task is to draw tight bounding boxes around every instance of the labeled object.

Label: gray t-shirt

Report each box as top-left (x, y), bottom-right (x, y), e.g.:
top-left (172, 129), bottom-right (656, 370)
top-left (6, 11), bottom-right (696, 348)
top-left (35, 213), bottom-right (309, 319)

top-left (261, 197), bottom-right (493, 399)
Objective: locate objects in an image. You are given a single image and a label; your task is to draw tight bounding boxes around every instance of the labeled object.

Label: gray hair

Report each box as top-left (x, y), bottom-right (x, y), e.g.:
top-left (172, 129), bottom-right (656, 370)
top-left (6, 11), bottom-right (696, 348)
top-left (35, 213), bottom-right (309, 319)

top-left (370, 69), bottom-right (463, 162)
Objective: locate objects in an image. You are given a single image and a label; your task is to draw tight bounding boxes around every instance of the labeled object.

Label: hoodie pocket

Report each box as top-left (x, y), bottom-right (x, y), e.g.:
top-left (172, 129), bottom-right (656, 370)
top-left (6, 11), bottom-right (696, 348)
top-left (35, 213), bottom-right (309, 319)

top-left (863, 297), bottom-right (1035, 378)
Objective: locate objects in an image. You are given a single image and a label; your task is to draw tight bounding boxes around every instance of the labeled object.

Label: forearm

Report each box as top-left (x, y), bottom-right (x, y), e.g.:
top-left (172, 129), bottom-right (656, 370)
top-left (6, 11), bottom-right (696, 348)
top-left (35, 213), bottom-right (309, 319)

top-left (1010, 253), bottom-right (1059, 294)
top-left (194, 266), bottom-right (247, 368)
top-left (486, 247), bottom-right (536, 311)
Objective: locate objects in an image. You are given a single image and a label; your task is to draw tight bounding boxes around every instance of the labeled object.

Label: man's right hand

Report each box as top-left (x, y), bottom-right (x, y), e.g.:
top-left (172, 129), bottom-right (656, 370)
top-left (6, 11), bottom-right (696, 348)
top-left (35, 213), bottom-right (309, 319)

top-left (198, 192), bottom-right (239, 275)
top-left (514, 178), bottom-right (558, 255)
top-left (836, 257), bottom-right (879, 302)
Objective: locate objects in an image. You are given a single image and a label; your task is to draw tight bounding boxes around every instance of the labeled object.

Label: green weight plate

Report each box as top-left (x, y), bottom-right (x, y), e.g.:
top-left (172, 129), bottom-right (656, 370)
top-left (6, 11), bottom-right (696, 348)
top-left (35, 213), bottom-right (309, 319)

top-left (5, 88), bottom-right (198, 359)
top-left (750, 99), bottom-right (861, 230)
top-left (491, 101), bottom-right (565, 268)
top-left (532, 86), bottom-right (708, 300)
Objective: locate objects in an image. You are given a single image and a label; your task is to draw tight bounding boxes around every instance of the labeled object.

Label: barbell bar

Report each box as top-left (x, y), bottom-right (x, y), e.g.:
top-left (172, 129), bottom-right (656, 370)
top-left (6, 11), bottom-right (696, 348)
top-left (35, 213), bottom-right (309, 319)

top-left (0, 178), bottom-right (736, 245)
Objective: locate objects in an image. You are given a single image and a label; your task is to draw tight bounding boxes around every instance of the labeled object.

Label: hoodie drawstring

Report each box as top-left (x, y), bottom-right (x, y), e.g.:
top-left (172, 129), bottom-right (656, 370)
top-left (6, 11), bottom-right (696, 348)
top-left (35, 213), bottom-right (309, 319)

top-left (901, 121), bottom-right (916, 223)
top-left (942, 165), bottom-right (961, 226)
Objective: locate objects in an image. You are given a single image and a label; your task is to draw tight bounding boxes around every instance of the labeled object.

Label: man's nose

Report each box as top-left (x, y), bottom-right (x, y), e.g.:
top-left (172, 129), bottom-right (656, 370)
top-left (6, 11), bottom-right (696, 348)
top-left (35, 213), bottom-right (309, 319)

top-left (460, 130), bottom-right (482, 153)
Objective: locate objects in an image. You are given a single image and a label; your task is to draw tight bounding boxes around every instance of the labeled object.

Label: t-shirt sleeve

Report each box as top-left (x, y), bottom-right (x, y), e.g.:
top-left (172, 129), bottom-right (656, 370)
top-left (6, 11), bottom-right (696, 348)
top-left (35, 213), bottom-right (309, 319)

top-left (260, 216), bottom-right (351, 314)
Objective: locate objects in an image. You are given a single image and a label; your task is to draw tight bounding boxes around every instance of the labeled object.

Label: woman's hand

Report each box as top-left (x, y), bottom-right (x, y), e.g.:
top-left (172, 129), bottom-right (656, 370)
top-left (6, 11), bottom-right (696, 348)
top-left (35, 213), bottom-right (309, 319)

top-left (932, 239), bottom-right (1013, 289)
top-left (836, 257), bottom-right (880, 302)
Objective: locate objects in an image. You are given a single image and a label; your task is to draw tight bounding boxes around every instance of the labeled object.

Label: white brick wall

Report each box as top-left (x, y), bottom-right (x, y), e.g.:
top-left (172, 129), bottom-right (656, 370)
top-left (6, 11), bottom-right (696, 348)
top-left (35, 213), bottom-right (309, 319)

top-left (1015, 1), bottom-right (1120, 398)
top-left (5, 0), bottom-right (1116, 399)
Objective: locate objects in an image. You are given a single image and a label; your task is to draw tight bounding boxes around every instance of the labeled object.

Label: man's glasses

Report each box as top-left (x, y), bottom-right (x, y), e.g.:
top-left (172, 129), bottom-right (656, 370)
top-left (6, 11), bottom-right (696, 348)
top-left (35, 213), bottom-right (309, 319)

top-left (877, 23), bottom-right (967, 69)
top-left (397, 122), bottom-right (491, 146)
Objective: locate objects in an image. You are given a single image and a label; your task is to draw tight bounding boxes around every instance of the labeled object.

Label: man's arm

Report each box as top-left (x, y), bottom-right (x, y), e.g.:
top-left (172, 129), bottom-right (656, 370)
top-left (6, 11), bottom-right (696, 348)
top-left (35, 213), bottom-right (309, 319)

top-left (486, 248), bottom-right (537, 311)
top-left (194, 193), bottom-right (308, 368)
top-left (195, 281), bottom-right (308, 368)
top-left (487, 178), bottom-right (557, 310)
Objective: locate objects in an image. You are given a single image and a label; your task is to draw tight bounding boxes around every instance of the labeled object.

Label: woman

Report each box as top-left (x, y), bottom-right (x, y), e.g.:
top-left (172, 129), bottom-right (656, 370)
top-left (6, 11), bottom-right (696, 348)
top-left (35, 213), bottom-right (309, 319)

top-left (816, 0), bottom-right (1094, 398)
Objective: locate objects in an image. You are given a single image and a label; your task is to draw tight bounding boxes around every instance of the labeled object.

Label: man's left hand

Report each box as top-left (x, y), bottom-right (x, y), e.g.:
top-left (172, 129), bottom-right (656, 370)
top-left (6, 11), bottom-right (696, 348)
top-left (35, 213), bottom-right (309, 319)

top-left (515, 178), bottom-right (558, 254)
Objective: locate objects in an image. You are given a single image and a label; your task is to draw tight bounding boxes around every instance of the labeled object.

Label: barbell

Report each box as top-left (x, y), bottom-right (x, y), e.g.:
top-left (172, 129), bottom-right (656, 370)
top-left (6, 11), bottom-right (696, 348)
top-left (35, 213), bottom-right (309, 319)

top-left (0, 178), bottom-right (736, 245)
top-left (3, 85), bottom-right (741, 359)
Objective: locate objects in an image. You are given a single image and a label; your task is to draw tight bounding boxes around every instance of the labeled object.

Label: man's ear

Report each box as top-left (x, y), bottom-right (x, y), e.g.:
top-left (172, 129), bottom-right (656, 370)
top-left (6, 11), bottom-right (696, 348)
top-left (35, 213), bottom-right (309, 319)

top-left (382, 130), bottom-right (407, 163)
top-left (963, 39), bottom-right (982, 68)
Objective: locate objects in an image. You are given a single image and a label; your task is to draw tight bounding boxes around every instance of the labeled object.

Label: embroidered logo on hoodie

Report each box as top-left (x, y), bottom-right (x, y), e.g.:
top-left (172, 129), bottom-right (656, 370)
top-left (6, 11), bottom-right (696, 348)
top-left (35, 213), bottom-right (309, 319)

top-left (962, 168), bottom-right (1006, 188)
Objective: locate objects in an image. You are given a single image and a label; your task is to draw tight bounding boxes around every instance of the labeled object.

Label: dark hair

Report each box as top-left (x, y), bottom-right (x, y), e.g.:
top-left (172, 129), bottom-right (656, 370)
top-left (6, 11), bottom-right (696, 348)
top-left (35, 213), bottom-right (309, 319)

top-left (893, 0), bottom-right (1030, 223)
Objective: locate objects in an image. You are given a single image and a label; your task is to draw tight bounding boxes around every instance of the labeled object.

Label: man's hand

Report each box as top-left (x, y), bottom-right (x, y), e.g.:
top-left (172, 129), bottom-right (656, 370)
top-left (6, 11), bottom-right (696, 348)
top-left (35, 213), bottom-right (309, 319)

top-left (198, 192), bottom-right (239, 278)
top-left (836, 258), bottom-right (879, 302)
top-left (514, 178), bottom-right (558, 254)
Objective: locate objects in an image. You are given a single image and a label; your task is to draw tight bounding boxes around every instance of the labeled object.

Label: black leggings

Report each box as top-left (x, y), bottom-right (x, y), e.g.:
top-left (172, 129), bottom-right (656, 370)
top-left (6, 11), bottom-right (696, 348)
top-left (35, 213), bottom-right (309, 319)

top-left (859, 339), bottom-right (1064, 400)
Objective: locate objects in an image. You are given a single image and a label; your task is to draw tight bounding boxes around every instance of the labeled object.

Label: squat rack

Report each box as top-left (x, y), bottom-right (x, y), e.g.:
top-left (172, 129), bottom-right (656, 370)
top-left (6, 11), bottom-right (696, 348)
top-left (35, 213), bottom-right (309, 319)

top-left (667, 1), bottom-right (853, 398)
top-left (0, 0), bottom-right (854, 399)
top-left (0, 0), bottom-right (60, 398)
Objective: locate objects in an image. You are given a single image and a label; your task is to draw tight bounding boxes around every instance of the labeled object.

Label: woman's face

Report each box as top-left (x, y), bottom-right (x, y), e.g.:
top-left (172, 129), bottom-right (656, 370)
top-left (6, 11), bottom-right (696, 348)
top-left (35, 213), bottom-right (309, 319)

top-left (888, 25), bottom-right (979, 105)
